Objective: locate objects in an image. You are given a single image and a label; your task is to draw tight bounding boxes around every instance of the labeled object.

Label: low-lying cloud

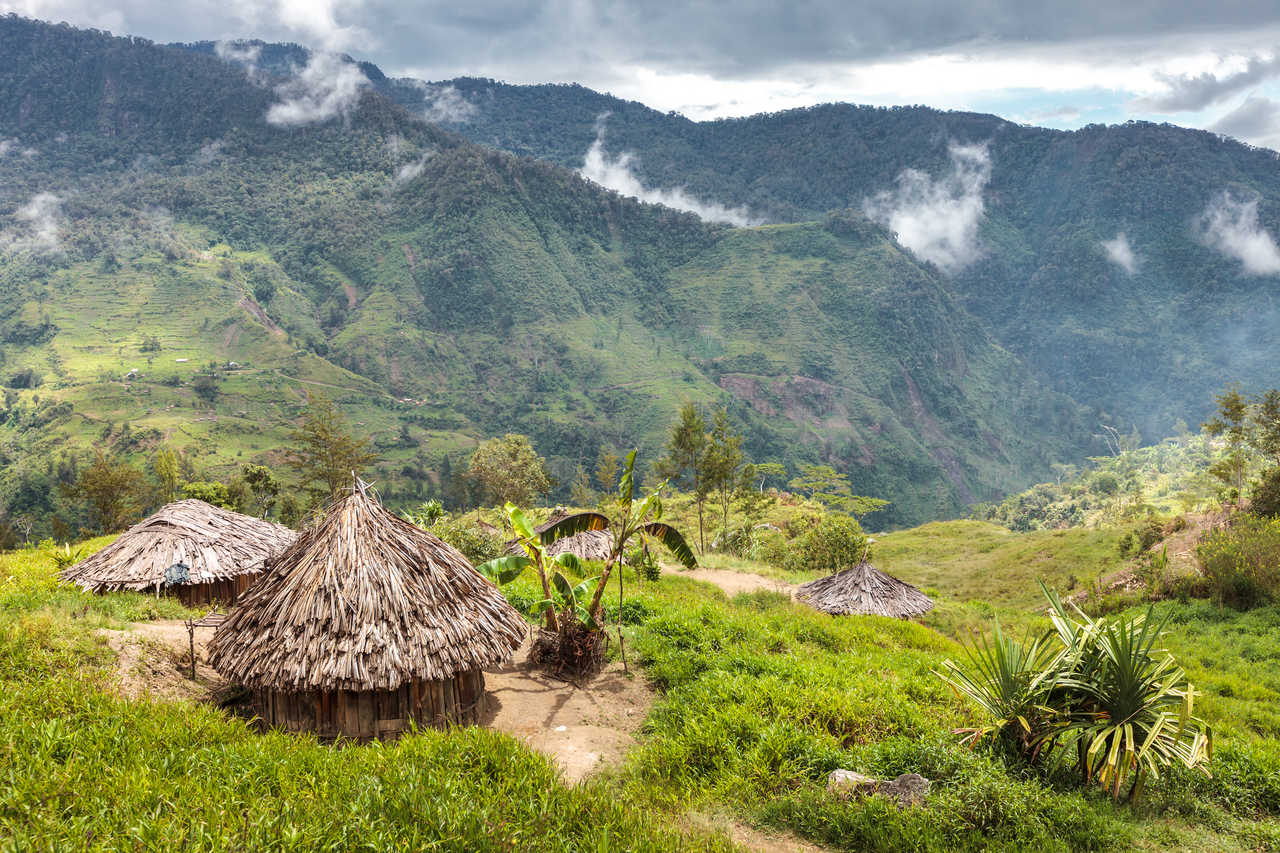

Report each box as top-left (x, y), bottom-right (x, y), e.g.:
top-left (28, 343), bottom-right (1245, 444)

top-left (215, 39), bottom-right (264, 83)
top-left (1137, 55), bottom-right (1280, 113)
top-left (1102, 232), bottom-right (1138, 274)
top-left (862, 142), bottom-right (992, 274)
top-left (266, 52), bottom-right (369, 127)
top-left (1195, 190), bottom-right (1280, 275)
top-left (410, 82), bottom-right (478, 124)
top-left (2, 192), bottom-right (63, 254)
top-left (579, 115), bottom-right (758, 226)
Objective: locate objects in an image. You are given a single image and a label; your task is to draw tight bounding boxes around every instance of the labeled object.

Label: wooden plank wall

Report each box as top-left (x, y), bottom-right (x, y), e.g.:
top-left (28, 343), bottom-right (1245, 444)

top-left (254, 669), bottom-right (487, 742)
top-left (173, 574), bottom-right (257, 608)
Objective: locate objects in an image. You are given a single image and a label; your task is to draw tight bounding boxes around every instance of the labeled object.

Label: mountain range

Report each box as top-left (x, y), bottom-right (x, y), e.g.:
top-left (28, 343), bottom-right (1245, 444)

top-left (1, 15), bottom-right (1276, 533)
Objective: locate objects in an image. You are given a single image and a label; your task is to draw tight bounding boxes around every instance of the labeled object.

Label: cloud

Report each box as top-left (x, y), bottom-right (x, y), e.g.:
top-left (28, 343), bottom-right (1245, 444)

top-left (215, 39), bottom-right (263, 81)
top-left (1136, 54), bottom-right (1280, 112)
top-left (1211, 94), bottom-right (1280, 150)
top-left (579, 114), bottom-right (759, 226)
top-left (1195, 190), bottom-right (1280, 275)
top-left (862, 143), bottom-right (991, 274)
top-left (0, 139), bottom-right (13, 157)
top-left (2, 192), bottom-right (63, 253)
top-left (266, 51), bottom-right (369, 127)
top-left (418, 83), bottom-right (478, 124)
top-left (1101, 232), bottom-right (1138, 274)
top-left (195, 138), bottom-right (225, 165)
top-left (393, 153), bottom-right (432, 185)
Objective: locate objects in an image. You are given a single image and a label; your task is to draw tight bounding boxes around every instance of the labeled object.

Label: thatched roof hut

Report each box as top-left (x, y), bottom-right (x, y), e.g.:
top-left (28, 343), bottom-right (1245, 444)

top-left (503, 510), bottom-right (614, 562)
top-left (208, 481), bottom-right (527, 741)
top-left (58, 499), bottom-right (297, 607)
top-left (797, 562), bottom-right (934, 619)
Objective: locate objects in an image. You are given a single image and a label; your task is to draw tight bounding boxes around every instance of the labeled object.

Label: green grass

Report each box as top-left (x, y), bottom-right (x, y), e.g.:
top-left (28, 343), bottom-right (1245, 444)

top-left (3, 528), bottom-right (1280, 851)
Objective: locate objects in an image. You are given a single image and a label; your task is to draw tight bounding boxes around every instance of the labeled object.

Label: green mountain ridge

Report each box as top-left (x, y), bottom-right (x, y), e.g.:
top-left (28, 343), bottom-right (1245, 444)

top-left (1, 16), bottom-right (1091, 534)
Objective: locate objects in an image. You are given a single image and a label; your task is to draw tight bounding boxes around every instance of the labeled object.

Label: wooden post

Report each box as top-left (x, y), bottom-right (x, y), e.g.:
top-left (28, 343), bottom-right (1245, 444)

top-left (185, 618), bottom-right (196, 680)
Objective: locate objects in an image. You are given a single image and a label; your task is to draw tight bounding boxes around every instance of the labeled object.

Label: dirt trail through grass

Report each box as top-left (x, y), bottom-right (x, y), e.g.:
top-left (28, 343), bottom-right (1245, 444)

top-left (677, 567), bottom-right (797, 598)
top-left (483, 637), bottom-right (654, 783)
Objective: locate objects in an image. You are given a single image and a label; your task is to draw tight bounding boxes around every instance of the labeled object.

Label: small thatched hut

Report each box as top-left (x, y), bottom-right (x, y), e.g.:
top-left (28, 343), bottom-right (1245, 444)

top-left (797, 561), bottom-right (934, 619)
top-left (208, 481), bottom-right (527, 741)
top-left (504, 511), bottom-right (614, 562)
top-left (58, 500), bottom-right (297, 607)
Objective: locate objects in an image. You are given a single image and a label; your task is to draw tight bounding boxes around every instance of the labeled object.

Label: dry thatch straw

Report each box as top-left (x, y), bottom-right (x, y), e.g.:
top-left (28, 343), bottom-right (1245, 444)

top-left (58, 499), bottom-right (297, 594)
top-left (208, 480), bottom-right (527, 693)
top-left (546, 530), bottom-right (614, 562)
top-left (797, 561), bottom-right (934, 619)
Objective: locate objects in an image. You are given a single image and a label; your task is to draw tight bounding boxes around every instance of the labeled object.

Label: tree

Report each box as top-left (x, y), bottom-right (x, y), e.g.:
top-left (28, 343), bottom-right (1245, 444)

top-left (467, 433), bottom-right (552, 507)
top-left (240, 464), bottom-right (280, 518)
top-left (751, 462), bottom-right (787, 491)
top-left (287, 392), bottom-right (379, 503)
top-left (788, 463), bottom-right (888, 519)
top-left (569, 464), bottom-right (595, 506)
top-left (703, 407), bottom-right (744, 546)
top-left (594, 447), bottom-right (620, 494)
top-left (64, 450), bottom-right (146, 534)
top-left (181, 480), bottom-right (235, 509)
top-left (1251, 389), bottom-right (1280, 466)
top-left (152, 446), bottom-right (180, 503)
top-left (657, 403), bottom-right (709, 552)
top-left (1203, 386), bottom-right (1250, 495)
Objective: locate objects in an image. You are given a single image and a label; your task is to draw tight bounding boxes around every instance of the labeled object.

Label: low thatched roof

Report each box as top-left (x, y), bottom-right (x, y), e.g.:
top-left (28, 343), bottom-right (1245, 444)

top-left (546, 530), bottom-right (614, 562)
top-left (797, 561), bottom-right (934, 619)
top-left (208, 481), bottom-right (527, 693)
top-left (59, 500), bottom-right (297, 594)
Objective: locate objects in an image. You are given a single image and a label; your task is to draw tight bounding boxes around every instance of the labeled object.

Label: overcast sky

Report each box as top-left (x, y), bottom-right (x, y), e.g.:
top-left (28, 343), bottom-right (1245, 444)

top-left (6, 0), bottom-right (1280, 149)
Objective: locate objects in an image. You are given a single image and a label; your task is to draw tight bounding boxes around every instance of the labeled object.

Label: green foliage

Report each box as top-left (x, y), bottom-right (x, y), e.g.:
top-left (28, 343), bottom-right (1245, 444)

top-left (467, 434), bottom-right (552, 508)
top-left (1196, 515), bottom-right (1280, 609)
top-left (1249, 467), bottom-right (1280, 519)
top-left (787, 464), bottom-right (888, 519)
top-left (428, 516), bottom-right (505, 565)
top-left (938, 588), bottom-right (1212, 803)
top-left (62, 450), bottom-right (146, 534)
top-left (239, 463), bottom-right (280, 518)
top-left (180, 480), bottom-right (234, 510)
top-left (782, 513), bottom-right (868, 575)
top-left (287, 392), bottom-right (379, 503)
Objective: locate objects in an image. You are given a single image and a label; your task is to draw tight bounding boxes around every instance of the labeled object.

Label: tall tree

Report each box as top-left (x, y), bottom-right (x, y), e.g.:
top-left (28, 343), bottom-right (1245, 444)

top-left (788, 463), bottom-right (889, 519)
top-left (704, 407), bottom-right (745, 546)
top-left (64, 450), bottom-right (146, 534)
top-left (287, 392), bottom-right (379, 503)
top-left (1250, 388), bottom-right (1280, 466)
top-left (152, 446), bottom-right (180, 504)
top-left (467, 433), bottom-right (552, 507)
top-left (240, 464), bottom-right (280, 518)
top-left (1203, 385), bottom-right (1251, 495)
top-left (657, 403), bottom-right (709, 553)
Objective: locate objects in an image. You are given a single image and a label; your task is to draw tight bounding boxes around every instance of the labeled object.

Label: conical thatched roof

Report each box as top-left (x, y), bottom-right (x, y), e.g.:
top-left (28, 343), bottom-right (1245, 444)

top-left (59, 500), bottom-right (297, 593)
top-left (208, 481), bottom-right (527, 693)
top-left (797, 561), bottom-right (934, 619)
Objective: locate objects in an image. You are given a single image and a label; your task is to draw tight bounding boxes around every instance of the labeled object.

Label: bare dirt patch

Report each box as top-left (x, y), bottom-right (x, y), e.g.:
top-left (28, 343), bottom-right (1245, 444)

top-left (685, 811), bottom-right (828, 853)
top-left (97, 619), bottom-right (222, 702)
top-left (483, 637), bottom-right (654, 783)
top-left (677, 567), bottom-right (796, 598)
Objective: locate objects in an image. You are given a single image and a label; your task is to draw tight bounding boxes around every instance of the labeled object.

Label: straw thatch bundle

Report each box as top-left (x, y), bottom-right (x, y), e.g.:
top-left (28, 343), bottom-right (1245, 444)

top-left (58, 499), bottom-right (296, 596)
top-left (209, 481), bottom-right (526, 694)
top-left (797, 562), bottom-right (934, 619)
top-left (546, 530), bottom-right (614, 562)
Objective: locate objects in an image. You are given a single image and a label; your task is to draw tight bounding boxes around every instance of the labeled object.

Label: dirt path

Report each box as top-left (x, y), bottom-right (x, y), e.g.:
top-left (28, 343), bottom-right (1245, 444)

top-left (676, 567), bottom-right (797, 598)
top-left (97, 619), bottom-right (220, 703)
top-left (482, 637), bottom-right (654, 783)
top-left (686, 812), bottom-right (827, 853)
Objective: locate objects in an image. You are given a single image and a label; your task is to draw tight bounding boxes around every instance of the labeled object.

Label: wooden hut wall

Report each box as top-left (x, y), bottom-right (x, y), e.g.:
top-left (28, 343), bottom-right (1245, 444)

top-left (173, 573), bottom-right (257, 608)
top-left (254, 668), bottom-right (487, 742)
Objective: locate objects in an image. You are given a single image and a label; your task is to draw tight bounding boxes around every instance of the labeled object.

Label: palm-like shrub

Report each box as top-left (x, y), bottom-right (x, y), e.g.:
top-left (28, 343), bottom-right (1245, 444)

top-left (937, 586), bottom-right (1212, 802)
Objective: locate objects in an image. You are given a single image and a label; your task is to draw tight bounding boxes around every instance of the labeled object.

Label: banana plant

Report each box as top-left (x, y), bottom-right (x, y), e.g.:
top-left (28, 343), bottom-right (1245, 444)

top-left (537, 449), bottom-right (697, 625)
top-left (475, 504), bottom-right (598, 632)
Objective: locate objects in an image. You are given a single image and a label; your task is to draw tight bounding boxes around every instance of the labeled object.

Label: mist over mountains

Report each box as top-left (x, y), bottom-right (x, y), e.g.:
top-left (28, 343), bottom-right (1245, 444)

top-left (1, 16), bottom-right (1279, 532)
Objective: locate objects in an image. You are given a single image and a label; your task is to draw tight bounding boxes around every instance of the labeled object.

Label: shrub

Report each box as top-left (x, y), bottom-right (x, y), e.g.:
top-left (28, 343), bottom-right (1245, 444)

top-left (1196, 515), bottom-right (1280, 608)
top-left (432, 517), bottom-right (505, 564)
top-left (782, 514), bottom-right (867, 575)
top-left (1250, 467), bottom-right (1280, 518)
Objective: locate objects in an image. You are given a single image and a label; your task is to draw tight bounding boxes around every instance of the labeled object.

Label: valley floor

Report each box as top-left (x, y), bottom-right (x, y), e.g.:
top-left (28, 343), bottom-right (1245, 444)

top-left (3, 524), bottom-right (1279, 851)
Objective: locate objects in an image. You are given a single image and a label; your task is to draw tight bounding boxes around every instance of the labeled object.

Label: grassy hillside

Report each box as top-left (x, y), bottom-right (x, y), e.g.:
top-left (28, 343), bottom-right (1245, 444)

top-left (4, 515), bottom-right (1280, 850)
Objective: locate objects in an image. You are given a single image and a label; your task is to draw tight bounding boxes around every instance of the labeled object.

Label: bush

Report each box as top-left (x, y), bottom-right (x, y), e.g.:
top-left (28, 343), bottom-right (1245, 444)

top-left (1196, 515), bottom-right (1280, 609)
top-left (432, 517), bottom-right (505, 564)
top-left (1250, 467), bottom-right (1280, 518)
top-left (782, 514), bottom-right (867, 575)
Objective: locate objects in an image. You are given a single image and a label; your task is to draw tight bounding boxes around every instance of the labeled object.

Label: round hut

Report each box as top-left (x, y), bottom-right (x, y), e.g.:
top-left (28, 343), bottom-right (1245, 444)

top-left (797, 561), bottom-right (934, 619)
top-left (58, 499), bottom-right (297, 607)
top-left (504, 511), bottom-right (613, 562)
top-left (208, 481), bottom-right (527, 741)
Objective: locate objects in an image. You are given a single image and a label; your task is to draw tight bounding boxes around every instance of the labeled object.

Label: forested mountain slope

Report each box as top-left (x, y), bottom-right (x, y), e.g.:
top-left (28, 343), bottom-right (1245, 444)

top-left (348, 73), bottom-right (1280, 441)
top-left (0, 16), bottom-right (1090, 532)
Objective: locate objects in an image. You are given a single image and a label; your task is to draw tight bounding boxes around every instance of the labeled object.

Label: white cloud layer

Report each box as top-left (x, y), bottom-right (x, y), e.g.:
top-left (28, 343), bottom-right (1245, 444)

top-left (266, 51), bottom-right (369, 127)
top-left (1195, 191), bottom-right (1280, 275)
top-left (1102, 232), bottom-right (1138, 274)
top-left (2, 192), bottom-right (63, 253)
top-left (418, 83), bottom-right (478, 124)
top-left (579, 115), bottom-right (759, 227)
top-left (862, 143), bottom-right (991, 274)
